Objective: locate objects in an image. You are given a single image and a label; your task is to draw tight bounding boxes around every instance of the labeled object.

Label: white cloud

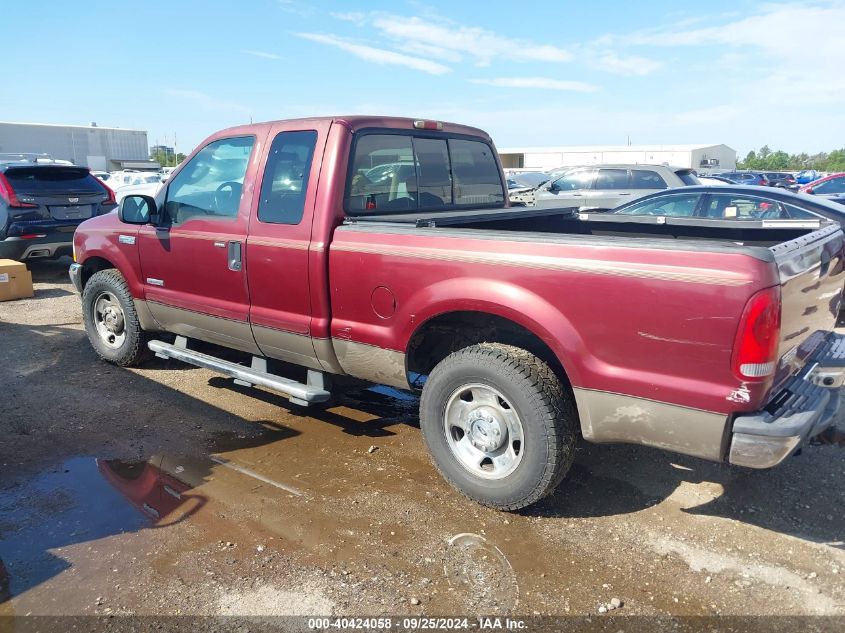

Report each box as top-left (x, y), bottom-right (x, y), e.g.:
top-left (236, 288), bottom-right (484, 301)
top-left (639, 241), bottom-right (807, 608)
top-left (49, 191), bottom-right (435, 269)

top-left (241, 49), bottom-right (282, 60)
top-left (163, 89), bottom-right (252, 117)
top-left (295, 33), bottom-right (451, 75)
top-left (591, 52), bottom-right (662, 76)
top-left (350, 14), bottom-right (571, 66)
top-left (471, 77), bottom-right (598, 92)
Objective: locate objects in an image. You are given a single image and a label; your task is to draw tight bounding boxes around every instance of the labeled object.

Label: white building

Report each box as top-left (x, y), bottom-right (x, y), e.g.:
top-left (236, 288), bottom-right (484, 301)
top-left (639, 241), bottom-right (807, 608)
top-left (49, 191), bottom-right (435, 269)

top-left (498, 144), bottom-right (736, 175)
top-left (0, 121), bottom-right (157, 171)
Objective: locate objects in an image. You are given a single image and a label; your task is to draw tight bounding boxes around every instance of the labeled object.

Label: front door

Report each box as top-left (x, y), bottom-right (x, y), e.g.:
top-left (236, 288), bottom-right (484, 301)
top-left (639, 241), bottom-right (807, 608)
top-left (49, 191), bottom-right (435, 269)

top-left (137, 134), bottom-right (263, 353)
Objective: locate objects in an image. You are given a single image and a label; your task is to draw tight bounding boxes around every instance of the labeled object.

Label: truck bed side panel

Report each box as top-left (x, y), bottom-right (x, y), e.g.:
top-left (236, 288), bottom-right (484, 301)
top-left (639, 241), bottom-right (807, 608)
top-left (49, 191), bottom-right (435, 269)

top-left (329, 225), bottom-right (779, 418)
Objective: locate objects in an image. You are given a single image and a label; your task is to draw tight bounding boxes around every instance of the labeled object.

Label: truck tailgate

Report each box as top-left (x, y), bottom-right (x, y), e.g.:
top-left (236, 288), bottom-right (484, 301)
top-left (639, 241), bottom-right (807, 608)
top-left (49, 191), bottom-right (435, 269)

top-left (772, 223), bottom-right (845, 385)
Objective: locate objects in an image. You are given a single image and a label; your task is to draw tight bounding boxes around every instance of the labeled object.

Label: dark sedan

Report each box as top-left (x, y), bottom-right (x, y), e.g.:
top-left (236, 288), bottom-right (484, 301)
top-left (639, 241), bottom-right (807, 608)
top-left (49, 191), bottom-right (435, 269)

top-left (608, 184), bottom-right (845, 224)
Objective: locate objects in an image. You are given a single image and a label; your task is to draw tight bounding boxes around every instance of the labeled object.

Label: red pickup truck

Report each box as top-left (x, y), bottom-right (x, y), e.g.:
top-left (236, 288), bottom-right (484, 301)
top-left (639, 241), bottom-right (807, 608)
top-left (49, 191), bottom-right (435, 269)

top-left (70, 116), bottom-right (845, 510)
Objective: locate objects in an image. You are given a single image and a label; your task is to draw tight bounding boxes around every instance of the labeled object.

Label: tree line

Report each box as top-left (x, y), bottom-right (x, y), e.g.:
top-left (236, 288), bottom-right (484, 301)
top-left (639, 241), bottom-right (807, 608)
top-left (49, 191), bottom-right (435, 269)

top-left (738, 145), bottom-right (845, 172)
top-left (150, 149), bottom-right (186, 168)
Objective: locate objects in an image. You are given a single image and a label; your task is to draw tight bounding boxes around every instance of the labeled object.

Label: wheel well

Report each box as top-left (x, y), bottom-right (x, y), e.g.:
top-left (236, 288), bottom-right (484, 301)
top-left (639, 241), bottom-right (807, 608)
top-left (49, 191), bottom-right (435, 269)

top-left (80, 257), bottom-right (115, 289)
top-left (406, 311), bottom-right (570, 388)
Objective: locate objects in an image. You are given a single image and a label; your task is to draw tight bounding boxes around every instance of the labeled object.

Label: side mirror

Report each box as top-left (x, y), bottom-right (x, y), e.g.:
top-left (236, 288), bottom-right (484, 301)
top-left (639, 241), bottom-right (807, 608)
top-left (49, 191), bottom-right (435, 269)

top-left (118, 195), bottom-right (156, 225)
top-left (547, 181), bottom-right (560, 193)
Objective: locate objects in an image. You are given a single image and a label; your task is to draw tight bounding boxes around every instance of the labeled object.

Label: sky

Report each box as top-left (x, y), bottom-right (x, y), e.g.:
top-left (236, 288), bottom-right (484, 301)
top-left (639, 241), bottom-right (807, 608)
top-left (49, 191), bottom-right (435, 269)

top-left (2, 0), bottom-right (844, 157)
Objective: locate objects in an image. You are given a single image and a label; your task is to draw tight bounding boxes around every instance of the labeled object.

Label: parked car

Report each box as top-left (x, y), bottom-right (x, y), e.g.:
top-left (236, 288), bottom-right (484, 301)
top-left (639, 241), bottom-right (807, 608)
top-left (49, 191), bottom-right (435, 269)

top-left (800, 173), bottom-right (845, 199)
top-left (718, 171), bottom-right (770, 186)
top-left (70, 116), bottom-right (844, 510)
top-left (114, 181), bottom-right (164, 204)
top-left (528, 164), bottom-right (699, 209)
top-left (697, 175), bottom-right (735, 186)
top-left (796, 169), bottom-right (821, 184)
top-left (0, 161), bottom-right (116, 261)
top-left (506, 171), bottom-right (548, 190)
top-left (607, 185), bottom-right (845, 223)
top-left (110, 172), bottom-right (162, 189)
top-left (92, 171), bottom-right (113, 183)
top-left (762, 172), bottom-right (797, 189)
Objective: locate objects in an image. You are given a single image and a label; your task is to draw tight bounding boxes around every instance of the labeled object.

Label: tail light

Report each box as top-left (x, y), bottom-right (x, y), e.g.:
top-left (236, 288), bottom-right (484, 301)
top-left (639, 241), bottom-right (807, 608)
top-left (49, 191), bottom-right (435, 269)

top-left (98, 180), bottom-right (117, 207)
top-left (732, 286), bottom-right (781, 381)
top-left (0, 173), bottom-right (38, 209)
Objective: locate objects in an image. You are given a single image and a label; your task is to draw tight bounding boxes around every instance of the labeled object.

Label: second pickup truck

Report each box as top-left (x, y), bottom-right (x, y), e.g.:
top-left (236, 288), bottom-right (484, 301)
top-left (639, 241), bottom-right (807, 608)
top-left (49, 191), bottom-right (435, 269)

top-left (70, 116), bottom-right (845, 510)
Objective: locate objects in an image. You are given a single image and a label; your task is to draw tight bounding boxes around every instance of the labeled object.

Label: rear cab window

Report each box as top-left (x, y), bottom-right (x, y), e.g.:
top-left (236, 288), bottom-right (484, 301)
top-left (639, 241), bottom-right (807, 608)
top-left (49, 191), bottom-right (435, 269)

top-left (345, 132), bottom-right (504, 214)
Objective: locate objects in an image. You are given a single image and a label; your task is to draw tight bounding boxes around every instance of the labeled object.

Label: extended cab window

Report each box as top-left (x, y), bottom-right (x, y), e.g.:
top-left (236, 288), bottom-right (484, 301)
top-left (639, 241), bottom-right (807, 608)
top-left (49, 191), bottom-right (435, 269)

top-left (258, 130), bottom-right (317, 225)
top-left (164, 136), bottom-right (254, 225)
top-left (346, 133), bottom-right (503, 214)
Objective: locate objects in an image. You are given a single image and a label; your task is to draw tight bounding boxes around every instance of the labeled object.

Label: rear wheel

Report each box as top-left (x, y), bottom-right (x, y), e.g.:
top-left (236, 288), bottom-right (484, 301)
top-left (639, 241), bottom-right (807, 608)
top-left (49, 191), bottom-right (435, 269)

top-left (82, 269), bottom-right (151, 367)
top-left (420, 343), bottom-right (577, 510)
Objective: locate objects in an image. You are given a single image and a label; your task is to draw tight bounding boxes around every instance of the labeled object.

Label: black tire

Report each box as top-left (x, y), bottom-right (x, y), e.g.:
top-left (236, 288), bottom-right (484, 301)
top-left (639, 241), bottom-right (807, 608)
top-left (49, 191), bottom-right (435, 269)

top-left (81, 268), bottom-right (151, 367)
top-left (420, 343), bottom-right (577, 511)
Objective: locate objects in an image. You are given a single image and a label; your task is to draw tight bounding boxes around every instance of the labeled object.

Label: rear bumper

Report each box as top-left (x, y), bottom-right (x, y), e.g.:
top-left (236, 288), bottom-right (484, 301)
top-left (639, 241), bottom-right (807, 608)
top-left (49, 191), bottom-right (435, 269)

top-left (0, 235), bottom-right (73, 261)
top-left (729, 332), bottom-right (845, 468)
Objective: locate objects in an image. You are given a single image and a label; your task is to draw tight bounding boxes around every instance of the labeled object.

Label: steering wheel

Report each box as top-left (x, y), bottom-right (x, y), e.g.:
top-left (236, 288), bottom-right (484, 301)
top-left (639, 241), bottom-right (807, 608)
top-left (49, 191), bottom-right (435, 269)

top-left (212, 181), bottom-right (242, 213)
top-left (642, 206), bottom-right (668, 216)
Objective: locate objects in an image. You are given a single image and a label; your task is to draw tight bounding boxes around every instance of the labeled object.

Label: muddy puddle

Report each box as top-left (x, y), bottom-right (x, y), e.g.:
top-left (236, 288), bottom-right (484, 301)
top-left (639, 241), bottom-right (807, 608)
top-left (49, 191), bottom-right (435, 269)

top-left (2, 371), bottom-right (845, 620)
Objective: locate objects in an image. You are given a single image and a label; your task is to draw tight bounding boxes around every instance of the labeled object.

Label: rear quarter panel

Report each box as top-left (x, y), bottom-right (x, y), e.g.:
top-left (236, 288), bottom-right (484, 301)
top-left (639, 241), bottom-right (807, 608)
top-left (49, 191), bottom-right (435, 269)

top-left (329, 226), bottom-right (779, 416)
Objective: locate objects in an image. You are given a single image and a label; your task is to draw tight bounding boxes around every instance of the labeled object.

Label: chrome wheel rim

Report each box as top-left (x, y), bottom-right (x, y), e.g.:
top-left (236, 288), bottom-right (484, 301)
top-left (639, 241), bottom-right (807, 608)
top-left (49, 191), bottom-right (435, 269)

top-left (443, 383), bottom-right (524, 480)
top-left (93, 292), bottom-right (126, 349)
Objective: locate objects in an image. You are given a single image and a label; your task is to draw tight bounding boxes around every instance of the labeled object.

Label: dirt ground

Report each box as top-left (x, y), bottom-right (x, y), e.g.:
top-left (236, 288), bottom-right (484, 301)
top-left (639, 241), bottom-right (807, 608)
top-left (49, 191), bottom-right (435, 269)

top-left (1, 258), bottom-right (844, 629)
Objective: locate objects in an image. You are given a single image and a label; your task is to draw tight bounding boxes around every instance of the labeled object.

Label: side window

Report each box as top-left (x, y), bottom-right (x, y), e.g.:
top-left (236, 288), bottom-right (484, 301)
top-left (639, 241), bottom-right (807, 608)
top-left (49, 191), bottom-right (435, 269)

top-left (257, 130), bottom-right (318, 225)
top-left (631, 170), bottom-right (668, 189)
top-left (553, 169), bottom-right (595, 191)
top-left (815, 178), bottom-right (845, 194)
top-left (703, 194), bottom-right (783, 220)
top-left (164, 136), bottom-right (254, 225)
top-left (347, 134), bottom-right (416, 213)
top-left (614, 194), bottom-right (701, 217)
top-left (449, 139), bottom-right (504, 206)
top-left (594, 169), bottom-right (630, 190)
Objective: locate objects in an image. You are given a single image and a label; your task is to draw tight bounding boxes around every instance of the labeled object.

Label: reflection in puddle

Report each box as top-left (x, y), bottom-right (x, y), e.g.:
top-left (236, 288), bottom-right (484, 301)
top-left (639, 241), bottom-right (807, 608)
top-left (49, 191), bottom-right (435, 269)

top-left (0, 457), bottom-right (153, 601)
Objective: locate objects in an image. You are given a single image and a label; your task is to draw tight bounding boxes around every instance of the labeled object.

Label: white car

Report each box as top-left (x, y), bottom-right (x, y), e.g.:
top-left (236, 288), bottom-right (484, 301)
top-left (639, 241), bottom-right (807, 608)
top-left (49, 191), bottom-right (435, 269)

top-left (114, 181), bottom-right (164, 203)
top-left (111, 171), bottom-right (162, 189)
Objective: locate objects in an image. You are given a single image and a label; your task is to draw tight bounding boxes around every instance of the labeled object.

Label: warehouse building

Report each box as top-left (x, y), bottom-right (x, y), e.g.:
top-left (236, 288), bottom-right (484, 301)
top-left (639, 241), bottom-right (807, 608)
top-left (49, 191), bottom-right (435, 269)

top-left (0, 121), bottom-right (157, 171)
top-left (498, 144), bottom-right (736, 175)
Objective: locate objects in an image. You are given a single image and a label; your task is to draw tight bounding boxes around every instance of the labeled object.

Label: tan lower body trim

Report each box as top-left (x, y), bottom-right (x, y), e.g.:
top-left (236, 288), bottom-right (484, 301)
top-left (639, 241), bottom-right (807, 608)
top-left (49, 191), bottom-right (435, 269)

top-left (573, 387), bottom-right (728, 462)
top-left (147, 302), bottom-right (261, 356)
top-left (332, 339), bottom-right (409, 389)
top-left (252, 325), bottom-right (323, 371)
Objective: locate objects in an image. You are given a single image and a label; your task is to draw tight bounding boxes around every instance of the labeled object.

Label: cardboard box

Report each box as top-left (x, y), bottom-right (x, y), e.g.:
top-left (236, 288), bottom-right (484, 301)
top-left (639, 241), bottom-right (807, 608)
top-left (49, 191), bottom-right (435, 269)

top-left (0, 259), bottom-right (34, 301)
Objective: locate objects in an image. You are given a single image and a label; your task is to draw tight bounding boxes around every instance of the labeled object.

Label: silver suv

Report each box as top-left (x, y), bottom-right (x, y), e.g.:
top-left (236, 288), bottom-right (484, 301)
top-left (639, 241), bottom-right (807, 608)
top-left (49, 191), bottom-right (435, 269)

top-left (526, 165), bottom-right (699, 210)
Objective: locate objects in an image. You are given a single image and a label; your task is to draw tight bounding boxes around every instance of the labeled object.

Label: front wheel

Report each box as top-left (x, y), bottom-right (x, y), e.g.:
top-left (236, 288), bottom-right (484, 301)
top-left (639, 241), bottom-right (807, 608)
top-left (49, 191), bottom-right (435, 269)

top-left (81, 269), bottom-right (151, 367)
top-left (420, 343), bottom-right (577, 511)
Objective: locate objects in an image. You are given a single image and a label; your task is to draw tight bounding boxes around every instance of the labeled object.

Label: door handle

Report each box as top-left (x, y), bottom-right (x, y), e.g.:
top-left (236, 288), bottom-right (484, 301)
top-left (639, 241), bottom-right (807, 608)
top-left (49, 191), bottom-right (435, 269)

top-left (227, 241), bottom-right (242, 271)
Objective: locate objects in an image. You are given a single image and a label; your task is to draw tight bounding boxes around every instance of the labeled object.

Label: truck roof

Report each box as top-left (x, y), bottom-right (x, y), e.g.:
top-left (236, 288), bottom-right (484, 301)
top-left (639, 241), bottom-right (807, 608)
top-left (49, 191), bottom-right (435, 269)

top-left (213, 115), bottom-right (492, 141)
